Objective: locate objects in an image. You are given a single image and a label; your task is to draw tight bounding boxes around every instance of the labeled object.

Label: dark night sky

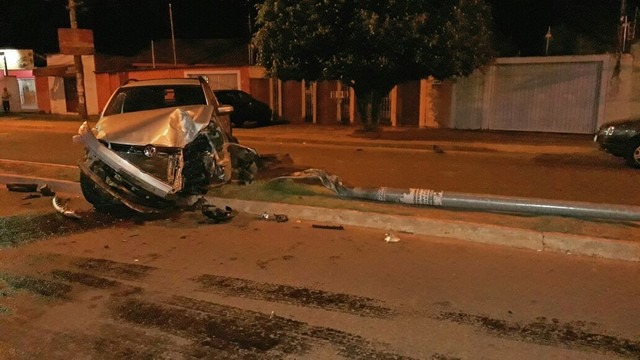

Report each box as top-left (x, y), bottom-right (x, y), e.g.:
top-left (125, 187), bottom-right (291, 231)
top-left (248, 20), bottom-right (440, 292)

top-left (0, 0), bottom-right (254, 56)
top-left (0, 0), bottom-right (638, 58)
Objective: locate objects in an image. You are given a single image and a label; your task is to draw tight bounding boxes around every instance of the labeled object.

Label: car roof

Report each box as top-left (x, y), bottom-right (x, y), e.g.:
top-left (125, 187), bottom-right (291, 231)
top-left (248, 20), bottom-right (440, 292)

top-left (120, 78), bottom-right (202, 88)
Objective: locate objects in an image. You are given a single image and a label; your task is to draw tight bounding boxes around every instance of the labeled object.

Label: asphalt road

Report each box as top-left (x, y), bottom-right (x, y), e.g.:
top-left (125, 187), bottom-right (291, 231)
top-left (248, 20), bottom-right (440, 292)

top-left (1, 120), bottom-right (639, 206)
top-left (1, 120), bottom-right (639, 358)
top-left (0, 188), bottom-right (639, 359)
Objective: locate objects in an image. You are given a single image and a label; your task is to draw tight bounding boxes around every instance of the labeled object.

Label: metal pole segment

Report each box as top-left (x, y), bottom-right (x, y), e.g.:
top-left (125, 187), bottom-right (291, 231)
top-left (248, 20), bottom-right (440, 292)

top-left (343, 186), bottom-right (640, 221)
top-left (271, 169), bottom-right (640, 221)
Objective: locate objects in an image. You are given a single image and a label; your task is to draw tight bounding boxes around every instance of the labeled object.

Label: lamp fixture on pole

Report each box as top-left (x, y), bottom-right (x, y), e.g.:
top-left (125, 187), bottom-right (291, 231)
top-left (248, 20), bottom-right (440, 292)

top-left (169, 2), bottom-right (177, 65)
top-left (545, 26), bottom-right (552, 56)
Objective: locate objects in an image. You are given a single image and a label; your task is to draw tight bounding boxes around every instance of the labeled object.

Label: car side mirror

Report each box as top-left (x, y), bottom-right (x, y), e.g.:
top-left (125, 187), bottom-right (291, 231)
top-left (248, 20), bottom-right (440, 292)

top-left (217, 105), bottom-right (234, 115)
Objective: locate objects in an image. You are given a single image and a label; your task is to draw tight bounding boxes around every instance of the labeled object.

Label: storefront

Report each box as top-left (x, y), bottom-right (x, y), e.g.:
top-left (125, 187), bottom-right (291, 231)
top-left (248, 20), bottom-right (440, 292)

top-left (0, 49), bottom-right (37, 112)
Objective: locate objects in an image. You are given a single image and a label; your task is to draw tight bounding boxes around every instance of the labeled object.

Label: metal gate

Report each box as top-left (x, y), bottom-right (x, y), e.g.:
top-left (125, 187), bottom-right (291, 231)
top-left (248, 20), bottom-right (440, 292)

top-left (488, 62), bottom-right (601, 133)
top-left (452, 56), bottom-right (608, 134)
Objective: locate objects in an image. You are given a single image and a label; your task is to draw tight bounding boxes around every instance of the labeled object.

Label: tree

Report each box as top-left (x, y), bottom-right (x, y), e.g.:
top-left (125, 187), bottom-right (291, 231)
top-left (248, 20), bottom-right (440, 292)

top-left (253, 0), bottom-right (494, 130)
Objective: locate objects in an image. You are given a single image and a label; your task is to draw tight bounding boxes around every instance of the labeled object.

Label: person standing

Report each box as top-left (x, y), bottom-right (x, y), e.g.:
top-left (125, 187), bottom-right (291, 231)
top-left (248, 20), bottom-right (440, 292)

top-left (1, 87), bottom-right (10, 113)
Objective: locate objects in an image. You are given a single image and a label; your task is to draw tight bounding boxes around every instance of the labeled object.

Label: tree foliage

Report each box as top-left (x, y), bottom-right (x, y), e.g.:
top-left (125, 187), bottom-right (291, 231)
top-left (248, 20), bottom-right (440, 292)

top-left (253, 0), bottom-right (494, 129)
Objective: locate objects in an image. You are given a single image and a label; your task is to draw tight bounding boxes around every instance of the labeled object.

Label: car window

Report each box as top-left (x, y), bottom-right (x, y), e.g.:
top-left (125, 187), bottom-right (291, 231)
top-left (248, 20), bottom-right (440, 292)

top-left (235, 91), bottom-right (251, 102)
top-left (215, 91), bottom-right (236, 104)
top-left (103, 85), bottom-right (207, 116)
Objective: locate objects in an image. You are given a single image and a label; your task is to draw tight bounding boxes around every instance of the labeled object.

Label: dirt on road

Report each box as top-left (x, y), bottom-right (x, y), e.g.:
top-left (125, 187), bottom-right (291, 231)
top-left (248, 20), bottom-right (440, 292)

top-left (2, 189), bottom-right (640, 359)
top-left (0, 191), bottom-right (417, 359)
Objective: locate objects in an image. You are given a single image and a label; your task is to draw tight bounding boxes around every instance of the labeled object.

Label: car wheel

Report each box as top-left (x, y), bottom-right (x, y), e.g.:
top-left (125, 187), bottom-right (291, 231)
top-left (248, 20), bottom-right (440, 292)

top-left (624, 139), bottom-right (640, 168)
top-left (80, 172), bottom-right (121, 211)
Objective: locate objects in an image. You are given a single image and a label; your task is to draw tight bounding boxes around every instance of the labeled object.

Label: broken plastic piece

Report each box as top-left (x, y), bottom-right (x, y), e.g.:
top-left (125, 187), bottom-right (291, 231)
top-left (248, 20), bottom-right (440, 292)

top-left (202, 204), bottom-right (235, 223)
top-left (22, 194), bottom-right (42, 200)
top-left (52, 196), bottom-right (82, 220)
top-left (259, 212), bottom-right (288, 222)
top-left (384, 233), bottom-right (400, 243)
top-left (7, 183), bottom-right (38, 192)
top-left (312, 224), bottom-right (344, 230)
top-left (38, 184), bottom-right (56, 197)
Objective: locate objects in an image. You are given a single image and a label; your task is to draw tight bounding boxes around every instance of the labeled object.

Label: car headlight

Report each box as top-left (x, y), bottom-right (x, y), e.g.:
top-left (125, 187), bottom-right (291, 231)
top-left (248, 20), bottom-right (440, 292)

top-left (604, 126), bottom-right (615, 136)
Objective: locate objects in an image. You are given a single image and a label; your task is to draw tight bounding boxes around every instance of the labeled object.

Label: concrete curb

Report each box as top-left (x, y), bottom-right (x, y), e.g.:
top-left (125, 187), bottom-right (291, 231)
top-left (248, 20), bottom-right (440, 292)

top-left (2, 174), bottom-right (638, 262)
top-left (205, 197), bottom-right (640, 262)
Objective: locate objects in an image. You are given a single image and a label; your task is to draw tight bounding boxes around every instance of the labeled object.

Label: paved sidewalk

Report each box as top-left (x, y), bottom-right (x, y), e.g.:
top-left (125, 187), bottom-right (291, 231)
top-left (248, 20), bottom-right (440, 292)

top-left (234, 123), bottom-right (596, 155)
top-left (1, 114), bottom-right (597, 155)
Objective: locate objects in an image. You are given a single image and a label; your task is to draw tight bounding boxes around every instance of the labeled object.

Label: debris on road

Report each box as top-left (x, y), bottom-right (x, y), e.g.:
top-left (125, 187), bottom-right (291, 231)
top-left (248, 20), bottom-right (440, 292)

top-left (52, 196), bottom-right (82, 220)
top-left (22, 194), bottom-right (42, 200)
top-left (38, 184), bottom-right (55, 197)
top-left (432, 144), bottom-right (445, 154)
top-left (201, 204), bottom-right (236, 223)
top-left (8, 183), bottom-right (55, 199)
top-left (384, 233), bottom-right (401, 243)
top-left (6, 183), bottom-right (38, 192)
top-left (312, 224), bottom-right (345, 231)
top-left (259, 212), bottom-right (289, 223)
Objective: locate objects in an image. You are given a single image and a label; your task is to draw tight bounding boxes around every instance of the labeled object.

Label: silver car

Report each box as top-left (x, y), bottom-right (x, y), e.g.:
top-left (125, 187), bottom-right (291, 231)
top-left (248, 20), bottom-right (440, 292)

top-left (75, 77), bottom-right (258, 213)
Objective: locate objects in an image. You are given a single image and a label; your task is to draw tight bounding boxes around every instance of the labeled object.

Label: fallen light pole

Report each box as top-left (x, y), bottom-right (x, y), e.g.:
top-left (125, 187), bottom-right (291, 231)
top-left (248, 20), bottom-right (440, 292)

top-left (273, 169), bottom-right (640, 222)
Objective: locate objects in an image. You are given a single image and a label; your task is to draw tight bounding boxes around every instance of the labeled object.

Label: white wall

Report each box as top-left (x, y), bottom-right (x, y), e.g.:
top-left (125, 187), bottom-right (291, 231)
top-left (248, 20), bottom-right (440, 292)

top-left (48, 77), bottom-right (67, 114)
top-left (451, 55), bottom-right (611, 133)
top-left (45, 54), bottom-right (100, 115)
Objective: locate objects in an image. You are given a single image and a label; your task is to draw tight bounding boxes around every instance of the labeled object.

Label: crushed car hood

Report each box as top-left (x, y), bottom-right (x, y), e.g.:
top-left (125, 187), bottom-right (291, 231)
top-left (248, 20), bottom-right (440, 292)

top-left (94, 105), bottom-right (215, 148)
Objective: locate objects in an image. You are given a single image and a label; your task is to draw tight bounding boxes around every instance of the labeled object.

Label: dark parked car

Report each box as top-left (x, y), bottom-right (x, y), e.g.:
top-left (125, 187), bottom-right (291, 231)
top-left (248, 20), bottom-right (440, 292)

top-left (214, 89), bottom-right (273, 127)
top-left (594, 118), bottom-right (640, 168)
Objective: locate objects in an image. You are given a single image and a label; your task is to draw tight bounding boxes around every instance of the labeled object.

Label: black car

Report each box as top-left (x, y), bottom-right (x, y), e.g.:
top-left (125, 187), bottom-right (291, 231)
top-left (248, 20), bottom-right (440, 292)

top-left (594, 118), bottom-right (640, 168)
top-left (214, 89), bottom-right (273, 127)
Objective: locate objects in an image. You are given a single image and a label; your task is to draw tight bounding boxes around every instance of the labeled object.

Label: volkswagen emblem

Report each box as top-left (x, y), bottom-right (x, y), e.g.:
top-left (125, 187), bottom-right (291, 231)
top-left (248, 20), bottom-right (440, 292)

top-left (143, 145), bottom-right (157, 158)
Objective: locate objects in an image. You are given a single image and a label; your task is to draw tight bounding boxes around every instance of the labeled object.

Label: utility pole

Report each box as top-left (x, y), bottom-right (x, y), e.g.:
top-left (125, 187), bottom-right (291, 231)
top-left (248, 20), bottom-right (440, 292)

top-left (68, 0), bottom-right (88, 119)
top-left (169, 2), bottom-right (177, 65)
top-left (544, 26), bottom-right (552, 55)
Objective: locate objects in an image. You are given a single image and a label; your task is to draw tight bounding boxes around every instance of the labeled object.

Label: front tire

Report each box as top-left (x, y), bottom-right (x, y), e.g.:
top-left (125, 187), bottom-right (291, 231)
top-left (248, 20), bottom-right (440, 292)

top-left (80, 172), bottom-right (121, 211)
top-left (625, 139), bottom-right (640, 168)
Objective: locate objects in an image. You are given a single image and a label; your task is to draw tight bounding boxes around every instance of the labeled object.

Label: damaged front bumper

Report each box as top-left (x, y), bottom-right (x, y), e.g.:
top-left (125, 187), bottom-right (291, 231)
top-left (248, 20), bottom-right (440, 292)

top-left (75, 121), bottom-right (179, 199)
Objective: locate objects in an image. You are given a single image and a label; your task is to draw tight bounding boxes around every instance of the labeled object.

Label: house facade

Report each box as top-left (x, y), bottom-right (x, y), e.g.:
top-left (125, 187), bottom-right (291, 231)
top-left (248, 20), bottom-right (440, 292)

top-left (0, 48), bottom-right (38, 113)
top-left (31, 40), bottom-right (640, 134)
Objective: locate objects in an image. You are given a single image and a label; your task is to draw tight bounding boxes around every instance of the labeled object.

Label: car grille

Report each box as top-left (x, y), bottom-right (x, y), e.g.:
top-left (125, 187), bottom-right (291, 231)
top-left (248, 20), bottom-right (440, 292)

top-left (108, 143), bottom-right (181, 184)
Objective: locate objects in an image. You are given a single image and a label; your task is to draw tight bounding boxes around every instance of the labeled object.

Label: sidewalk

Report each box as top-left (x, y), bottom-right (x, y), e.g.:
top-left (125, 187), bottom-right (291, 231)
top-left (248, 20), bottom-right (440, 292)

top-left (1, 116), bottom-right (638, 262)
top-left (2, 113), bottom-right (597, 155)
top-left (234, 123), bottom-right (596, 155)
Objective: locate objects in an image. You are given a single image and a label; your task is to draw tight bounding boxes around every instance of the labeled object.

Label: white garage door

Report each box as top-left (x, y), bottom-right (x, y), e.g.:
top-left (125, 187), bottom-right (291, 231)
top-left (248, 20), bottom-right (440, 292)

top-left (187, 72), bottom-right (239, 90)
top-left (487, 62), bottom-right (601, 134)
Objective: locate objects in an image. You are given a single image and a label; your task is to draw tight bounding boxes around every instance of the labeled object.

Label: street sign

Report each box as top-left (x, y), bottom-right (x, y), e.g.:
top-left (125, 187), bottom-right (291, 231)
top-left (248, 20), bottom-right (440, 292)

top-left (58, 28), bottom-right (95, 55)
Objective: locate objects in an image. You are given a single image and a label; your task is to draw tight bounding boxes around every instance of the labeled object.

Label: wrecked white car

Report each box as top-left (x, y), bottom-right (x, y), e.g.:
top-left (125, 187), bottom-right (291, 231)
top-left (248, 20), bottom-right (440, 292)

top-left (74, 78), bottom-right (258, 213)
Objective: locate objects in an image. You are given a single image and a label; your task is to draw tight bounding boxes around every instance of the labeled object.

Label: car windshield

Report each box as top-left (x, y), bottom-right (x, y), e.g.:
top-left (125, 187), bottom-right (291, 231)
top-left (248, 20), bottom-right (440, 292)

top-left (103, 85), bottom-right (207, 116)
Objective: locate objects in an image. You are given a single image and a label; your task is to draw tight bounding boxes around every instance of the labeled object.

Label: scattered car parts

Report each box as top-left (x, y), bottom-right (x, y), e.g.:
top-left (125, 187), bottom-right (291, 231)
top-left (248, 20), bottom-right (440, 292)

top-left (201, 204), bottom-right (236, 223)
top-left (52, 196), bottom-right (82, 219)
top-left (6, 183), bottom-right (38, 192)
